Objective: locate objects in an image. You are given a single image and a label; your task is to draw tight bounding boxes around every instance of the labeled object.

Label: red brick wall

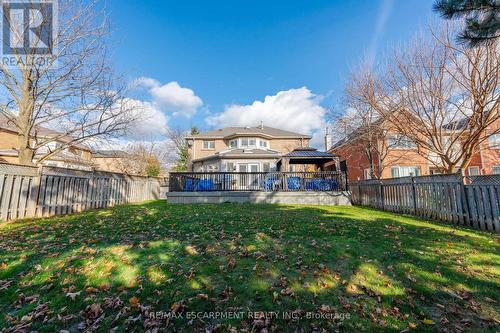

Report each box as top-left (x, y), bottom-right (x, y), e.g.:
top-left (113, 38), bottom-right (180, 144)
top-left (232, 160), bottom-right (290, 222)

top-left (330, 140), bottom-right (380, 182)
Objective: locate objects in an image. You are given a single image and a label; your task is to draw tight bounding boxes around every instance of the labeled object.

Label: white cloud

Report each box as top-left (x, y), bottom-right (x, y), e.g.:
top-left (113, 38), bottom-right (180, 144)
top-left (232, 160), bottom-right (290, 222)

top-left (134, 77), bottom-right (160, 89)
top-left (119, 98), bottom-right (169, 139)
top-left (368, 0), bottom-right (394, 65)
top-left (135, 77), bottom-right (203, 118)
top-left (206, 87), bottom-right (328, 148)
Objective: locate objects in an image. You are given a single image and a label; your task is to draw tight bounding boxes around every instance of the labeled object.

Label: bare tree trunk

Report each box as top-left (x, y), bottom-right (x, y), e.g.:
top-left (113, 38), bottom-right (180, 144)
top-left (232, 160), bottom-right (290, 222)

top-left (17, 70), bottom-right (35, 165)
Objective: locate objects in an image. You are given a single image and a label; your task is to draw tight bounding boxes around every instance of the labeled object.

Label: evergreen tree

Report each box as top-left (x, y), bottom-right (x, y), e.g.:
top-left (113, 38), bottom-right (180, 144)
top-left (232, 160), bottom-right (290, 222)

top-left (434, 0), bottom-right (500, 45)
top-left (169, 127), bottom-right (200, 171)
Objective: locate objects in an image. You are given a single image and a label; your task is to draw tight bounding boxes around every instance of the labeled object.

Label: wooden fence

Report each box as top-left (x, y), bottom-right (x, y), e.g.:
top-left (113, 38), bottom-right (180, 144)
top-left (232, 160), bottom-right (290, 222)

top-left (350, 174), bottom-right (500, 233)
top-left (0, 163), bottom-right (161, 221)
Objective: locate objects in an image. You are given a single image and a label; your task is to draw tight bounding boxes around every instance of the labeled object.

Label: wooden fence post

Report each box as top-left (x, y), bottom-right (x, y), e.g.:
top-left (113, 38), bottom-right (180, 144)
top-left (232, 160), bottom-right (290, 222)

top-left (411, 177), bottom-right (417, 215)
top-left (379, 180), bottom-right (384, 209)
top-left (458, 175), bottom-right (470, 227)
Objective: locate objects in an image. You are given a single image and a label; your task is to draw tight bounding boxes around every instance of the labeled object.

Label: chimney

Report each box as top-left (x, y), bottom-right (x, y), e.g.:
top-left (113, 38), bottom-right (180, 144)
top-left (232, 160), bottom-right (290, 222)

top-left (260, 121), bottom-right (264, 130)
top-left (324, 127), bottom-right (332, 151)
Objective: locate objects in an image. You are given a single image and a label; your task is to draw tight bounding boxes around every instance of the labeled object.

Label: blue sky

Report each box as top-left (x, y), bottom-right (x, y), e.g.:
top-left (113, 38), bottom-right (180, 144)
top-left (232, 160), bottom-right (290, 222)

top-left (108, 0), bottom-right (438, 146)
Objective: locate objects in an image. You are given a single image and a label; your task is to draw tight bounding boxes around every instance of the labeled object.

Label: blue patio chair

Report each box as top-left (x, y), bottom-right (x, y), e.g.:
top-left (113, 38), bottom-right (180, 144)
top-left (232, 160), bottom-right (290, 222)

top-left (306, 178), bottom-right (322, 190)
top-left (287, 177), bottom-right (301, 191)
top-left (321, 179), bottom-right (338, 191)
top-left (184, 178), bottom-right (196, 191)
top-left (196, 179), bottom-right (215, 191)
top-left (263, 176), bottom-right (279, 191)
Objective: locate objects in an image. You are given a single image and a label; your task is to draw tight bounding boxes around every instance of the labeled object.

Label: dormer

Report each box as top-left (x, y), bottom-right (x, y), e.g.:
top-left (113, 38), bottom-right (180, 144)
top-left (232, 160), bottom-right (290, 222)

top-left (227, 137), bottom-right (269, 149)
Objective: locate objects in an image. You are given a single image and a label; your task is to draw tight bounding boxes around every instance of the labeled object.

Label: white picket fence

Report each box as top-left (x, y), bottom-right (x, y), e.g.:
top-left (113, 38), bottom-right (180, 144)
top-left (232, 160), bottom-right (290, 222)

top-left (350, 174), bottom-right (500, 233)
top-left (0, 163), bottom-right (161, 221)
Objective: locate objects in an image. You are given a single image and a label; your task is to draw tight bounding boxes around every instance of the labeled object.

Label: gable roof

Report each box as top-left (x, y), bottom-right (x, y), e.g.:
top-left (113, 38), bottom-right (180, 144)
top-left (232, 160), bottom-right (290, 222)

top-left (92, 150), bottom-right (129, 158)
top-left (329, 118), bottom-right (385, 151)
top-left (0, 112), bottom-right (90, 151)
top-left (186, 125), bottom-right (311, 139)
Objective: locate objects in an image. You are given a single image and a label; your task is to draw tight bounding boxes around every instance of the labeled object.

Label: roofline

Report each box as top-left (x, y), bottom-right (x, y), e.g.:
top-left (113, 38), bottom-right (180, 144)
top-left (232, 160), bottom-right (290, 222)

top-left (185, 133), bottom-right (312, 140)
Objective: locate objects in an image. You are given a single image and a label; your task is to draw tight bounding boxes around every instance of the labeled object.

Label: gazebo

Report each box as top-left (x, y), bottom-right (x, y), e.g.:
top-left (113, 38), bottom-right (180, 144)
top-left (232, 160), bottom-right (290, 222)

top-left (277, 147), bottom-right (339, 172)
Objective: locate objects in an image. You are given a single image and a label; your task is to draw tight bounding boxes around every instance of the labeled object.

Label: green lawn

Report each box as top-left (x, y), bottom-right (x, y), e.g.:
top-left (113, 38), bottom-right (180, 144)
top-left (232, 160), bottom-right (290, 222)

top-left (0, 201), bottom-right (498, 332)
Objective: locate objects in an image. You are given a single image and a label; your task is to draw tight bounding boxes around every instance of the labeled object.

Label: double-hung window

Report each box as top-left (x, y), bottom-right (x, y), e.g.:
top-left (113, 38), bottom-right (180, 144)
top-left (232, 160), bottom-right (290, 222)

top-left (388, 135), bottom-right (417, 149)
top-left (203, 141), bottom-right (215, 149)
top-left (468, 166), bottom-right (480, 176)
top-left (240, 138), bottom-right (256, 148)
top-left (391, 166), bottom-right (420, 178)
top-left (488, 134), bottom-right (500, 149)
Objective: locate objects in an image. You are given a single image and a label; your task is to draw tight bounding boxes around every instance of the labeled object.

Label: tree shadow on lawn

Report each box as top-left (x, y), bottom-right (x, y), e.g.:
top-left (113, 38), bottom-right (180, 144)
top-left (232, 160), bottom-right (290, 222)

top-left (0, 201), bottom-right (498, 332)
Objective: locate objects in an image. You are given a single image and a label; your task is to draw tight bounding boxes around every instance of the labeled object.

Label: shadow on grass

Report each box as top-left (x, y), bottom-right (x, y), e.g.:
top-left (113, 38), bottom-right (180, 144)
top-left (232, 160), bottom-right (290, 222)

top-left (0, 201), bottom-right (498, 332)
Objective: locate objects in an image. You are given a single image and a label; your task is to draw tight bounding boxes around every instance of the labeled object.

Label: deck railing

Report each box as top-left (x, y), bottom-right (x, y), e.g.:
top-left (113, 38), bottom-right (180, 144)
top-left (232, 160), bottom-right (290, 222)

top-left (169, 171), bottom-right (348, 192)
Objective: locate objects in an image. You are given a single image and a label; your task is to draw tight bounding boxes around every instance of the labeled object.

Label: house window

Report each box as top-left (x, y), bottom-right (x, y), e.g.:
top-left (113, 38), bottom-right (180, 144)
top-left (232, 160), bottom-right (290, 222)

top-left (492, 166), bottom-right (500, 175)
top-left (468, 166), bottom-right (480, 176)
top-left (225, 162), bottom-right (235, 171)
top-left (240, 138), bottom-right (257, 148)
top-left (203, 141), bottom-right (215, 149)
top-left (259, 140), bottom-right (268, 148)
top-left (391, 166), bottom-right (421, 178)
top-left (263, 162), bottom-right (270, 172)
top-left (229, 140), bottom-right (237, 148)
top-left (388, 135), bottom-right (417, 149)
top-left (488, 134), bottom-right (500, 148)
top-left (240, 138), bottom-right (249, 148)
top-left (363, 168), bottom-right (372, 180)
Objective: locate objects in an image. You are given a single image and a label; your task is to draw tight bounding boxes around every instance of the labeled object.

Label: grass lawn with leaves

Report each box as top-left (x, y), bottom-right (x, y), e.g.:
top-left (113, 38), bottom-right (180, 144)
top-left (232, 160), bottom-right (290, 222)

top-left (0, 201), bottom-right (499, 332)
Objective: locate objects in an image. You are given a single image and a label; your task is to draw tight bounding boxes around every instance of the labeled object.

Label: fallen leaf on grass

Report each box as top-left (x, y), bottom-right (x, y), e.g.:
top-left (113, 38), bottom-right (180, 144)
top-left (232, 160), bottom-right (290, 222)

top-left (129, 296), bottom-right (139, 307)
top-left (66, 291), bottom-right (81, 300)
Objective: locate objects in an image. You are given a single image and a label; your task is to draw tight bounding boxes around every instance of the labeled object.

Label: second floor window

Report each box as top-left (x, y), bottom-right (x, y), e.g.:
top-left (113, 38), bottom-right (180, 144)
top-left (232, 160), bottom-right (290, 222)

top-left (489, 134), bottom-right (500, 149)
top-left (203, 141), bottom-right (215, 149)
top-left (240, 138), bottom-right (256, 148)
top-left (388, 135), bottom-right (416, 149)
top-left (229, 140), bottom-right (237, 148)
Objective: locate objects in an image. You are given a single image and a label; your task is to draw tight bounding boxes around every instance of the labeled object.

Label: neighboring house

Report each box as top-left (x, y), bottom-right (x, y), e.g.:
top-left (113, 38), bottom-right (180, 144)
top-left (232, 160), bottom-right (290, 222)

top-left (186, 125), bottom-right (312, 172)
top-left (329, 118), bottom-right (500, 181)
top-left (0, 113), bottom-right (93, 170)
top-left (92, 150), bottom-right (131, 173)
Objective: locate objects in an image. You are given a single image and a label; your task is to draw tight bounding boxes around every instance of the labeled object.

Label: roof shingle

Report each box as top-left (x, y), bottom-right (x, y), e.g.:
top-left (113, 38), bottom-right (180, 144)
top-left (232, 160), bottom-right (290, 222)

top-left (186, 125), bottom-right (311, 139)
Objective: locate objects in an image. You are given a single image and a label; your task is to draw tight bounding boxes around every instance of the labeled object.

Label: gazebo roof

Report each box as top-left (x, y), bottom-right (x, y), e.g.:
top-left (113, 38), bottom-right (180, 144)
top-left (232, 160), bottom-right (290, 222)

top-left (280, 147), bottom-right (337, 167)
top-left (283, 147), bottom-right (336, 158)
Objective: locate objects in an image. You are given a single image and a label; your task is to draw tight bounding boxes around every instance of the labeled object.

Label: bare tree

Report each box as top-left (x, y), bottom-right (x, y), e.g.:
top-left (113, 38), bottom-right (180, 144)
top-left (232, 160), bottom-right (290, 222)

top-left (355, 23), bottom-right (499, 173)
top-left (0, 0), bottom-right (141, 165)
top-left (330, 66), bottom-right (410, 179)
top-left (104, 140), bottom-right (174, 176)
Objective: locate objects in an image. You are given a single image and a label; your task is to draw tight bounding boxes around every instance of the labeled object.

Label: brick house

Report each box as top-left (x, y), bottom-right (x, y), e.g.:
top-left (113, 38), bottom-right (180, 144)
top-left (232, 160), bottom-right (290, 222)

top-left (186, 125), bottom-right (313, 172)
top-left (0, 113), bottom-right (93, 170)
top-left (328, 119), bottom-right (500, 182)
